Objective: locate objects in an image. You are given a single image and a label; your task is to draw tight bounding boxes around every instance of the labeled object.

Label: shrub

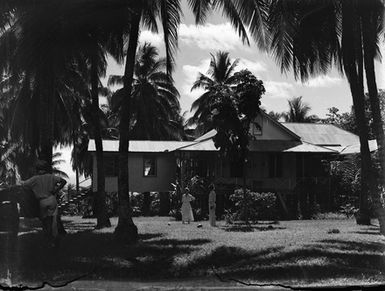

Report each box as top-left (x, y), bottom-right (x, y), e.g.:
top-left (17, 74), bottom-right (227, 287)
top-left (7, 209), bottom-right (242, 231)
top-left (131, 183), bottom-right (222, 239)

top-left (339, 202), bottom-right (358, 218)
top-left (229, 189), bottom-right (278, 222)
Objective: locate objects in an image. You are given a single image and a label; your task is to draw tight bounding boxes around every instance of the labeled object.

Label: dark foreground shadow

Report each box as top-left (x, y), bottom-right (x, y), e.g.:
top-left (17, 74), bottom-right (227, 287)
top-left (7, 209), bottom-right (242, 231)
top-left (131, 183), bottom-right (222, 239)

top-left (1, 220), bottom-right (385, 287)
top-left (195, 239), bottom-right (385, 284)
top-left (0, 222), bottom-right (211, 286)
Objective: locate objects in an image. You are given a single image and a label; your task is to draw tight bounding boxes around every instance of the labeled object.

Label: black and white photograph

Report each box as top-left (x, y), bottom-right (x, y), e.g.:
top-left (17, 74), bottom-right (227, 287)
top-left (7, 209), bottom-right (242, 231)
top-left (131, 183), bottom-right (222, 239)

top-left (0, 0), bottom-right (385, 290)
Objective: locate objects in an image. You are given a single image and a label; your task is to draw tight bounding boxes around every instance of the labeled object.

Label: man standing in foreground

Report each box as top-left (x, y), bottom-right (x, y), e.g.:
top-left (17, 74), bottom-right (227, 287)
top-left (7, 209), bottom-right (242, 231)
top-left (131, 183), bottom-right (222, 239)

top-left (21, 160), bottom-right (66, 247)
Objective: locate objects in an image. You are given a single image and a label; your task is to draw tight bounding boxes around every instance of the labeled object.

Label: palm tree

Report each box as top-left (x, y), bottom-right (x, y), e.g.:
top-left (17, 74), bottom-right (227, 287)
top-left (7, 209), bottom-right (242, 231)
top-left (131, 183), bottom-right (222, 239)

top-left (360, 1), bottom-right (385, 203)
top-left (110, 42), bottom-right (182, 217)
top-left (189, 51), bottom-right (241, 134)
top-left (109, 43), bottom-right (182, 141)
top-left (265, 0), bottom-right (385, 230)
top-left (51, 152), bottom-right (69, 179)
top-left (267, 110), bottom-right (283, 122)
top-left (115, 1), bottom-right (261, 243)
top-left (0, 2), bottom-right (91, 163)
top-left (283, 96), bottom-right (319, 123)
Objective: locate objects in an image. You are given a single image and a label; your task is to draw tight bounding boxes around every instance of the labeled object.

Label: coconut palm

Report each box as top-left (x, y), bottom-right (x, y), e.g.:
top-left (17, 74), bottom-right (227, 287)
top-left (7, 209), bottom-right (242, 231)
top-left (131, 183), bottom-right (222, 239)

top-left (115, 0), bottom-right (265, 243)
top-left (360, 1), bottom-right (385, 197)
top-left (51, 152), bottom-right (69, 179)
top-left (108, 43), bottom-right (182, 141)
top-left (283, 96), bottom-right (319, 123)
top-left (267, 110), bottom-right (283, 122)
top-left (0, 2), bottom-right (90, 162)
top-left (265, 0), bottom-right (385, 230)
top-left (0, 0), bottom-right (129, 228)
top-left (189, 51), bottom-right (241, 134)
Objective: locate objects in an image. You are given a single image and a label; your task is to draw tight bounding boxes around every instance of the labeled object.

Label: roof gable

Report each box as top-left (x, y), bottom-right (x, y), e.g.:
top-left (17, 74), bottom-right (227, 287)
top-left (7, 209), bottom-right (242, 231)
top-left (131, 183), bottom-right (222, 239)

top-left (254, 111), bottom-right (300, 141)
top-left (194, 111), bottom-right (300, 143)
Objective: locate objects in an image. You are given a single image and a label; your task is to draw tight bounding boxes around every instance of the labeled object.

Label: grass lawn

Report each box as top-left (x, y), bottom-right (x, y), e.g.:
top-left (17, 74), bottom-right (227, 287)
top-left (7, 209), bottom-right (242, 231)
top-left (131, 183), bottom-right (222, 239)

top-left (1, 216), bottom-right (385, 288)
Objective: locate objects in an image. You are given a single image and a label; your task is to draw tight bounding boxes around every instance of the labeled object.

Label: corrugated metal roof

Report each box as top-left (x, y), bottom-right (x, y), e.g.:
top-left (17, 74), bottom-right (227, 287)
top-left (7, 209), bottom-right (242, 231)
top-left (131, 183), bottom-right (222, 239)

top-left (281, 123), bottom-right (359, 146)
top-left (194, 129), bottom-right (217, 141)
top-left (283, 142), bottom-right (337, 153)
top-left (88, 140), bottom-right (193, 152)
top-left (340, 139), bottom-right (378, 155)
top-left (178, 139), bottom-right (336, 153)
top-left (177, 139), bottom-right (218, 151)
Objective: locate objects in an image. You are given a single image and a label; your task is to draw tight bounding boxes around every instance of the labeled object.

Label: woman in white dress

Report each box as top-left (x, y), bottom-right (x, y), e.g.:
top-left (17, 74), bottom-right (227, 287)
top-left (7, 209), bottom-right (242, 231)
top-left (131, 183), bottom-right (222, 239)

top-left (181, 189), bottom-right (195, 224)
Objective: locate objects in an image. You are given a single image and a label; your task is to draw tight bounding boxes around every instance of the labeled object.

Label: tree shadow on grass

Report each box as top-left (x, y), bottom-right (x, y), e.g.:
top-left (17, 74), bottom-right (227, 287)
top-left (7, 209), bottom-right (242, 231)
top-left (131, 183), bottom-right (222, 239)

top-left (199, 239), bottom-right (385, 284)
top-left (0, 227), bottom-right (211, 286)
top-left (351, 225), bottom-right (382, 236)
top-left (222, 225), bottom-right (286, 232)
top-left (3, 221), bottom-right (385, 287)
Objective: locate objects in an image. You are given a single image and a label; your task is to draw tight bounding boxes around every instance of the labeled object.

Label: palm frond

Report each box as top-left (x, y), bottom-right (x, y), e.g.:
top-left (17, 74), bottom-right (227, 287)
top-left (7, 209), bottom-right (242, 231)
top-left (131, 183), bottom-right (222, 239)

top-left (212, 0), bottom-right (250, 45)
top-left (159, 0), bottom-right (181, 75)
top-left (187, 0), bottom-right (211, 24)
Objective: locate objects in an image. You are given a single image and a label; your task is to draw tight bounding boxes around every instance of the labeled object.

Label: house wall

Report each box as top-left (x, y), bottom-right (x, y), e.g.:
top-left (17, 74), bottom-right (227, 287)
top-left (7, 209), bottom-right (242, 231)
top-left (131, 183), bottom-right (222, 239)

top-left (253, 114), bottom-right (295, 140)
top-left (217, 152), bottom-right (297, 191)
top-left (92, 152), bottom-right (176, 193)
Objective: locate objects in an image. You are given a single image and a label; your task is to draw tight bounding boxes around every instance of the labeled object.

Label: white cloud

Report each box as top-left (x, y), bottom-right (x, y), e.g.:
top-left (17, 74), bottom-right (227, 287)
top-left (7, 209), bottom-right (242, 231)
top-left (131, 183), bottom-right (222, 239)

top-left (179, 23), bottom-right (250, 51)
top-left (139, 30), bottom-right (163, 47)
top-left (300, 75), bottom-right (342, 88)
top-left (236, 58), bottom-right (266, 75)
top-left (181, 59), bottom-right (211, 101)
top-left (264, 81), bottom-right (294, 99)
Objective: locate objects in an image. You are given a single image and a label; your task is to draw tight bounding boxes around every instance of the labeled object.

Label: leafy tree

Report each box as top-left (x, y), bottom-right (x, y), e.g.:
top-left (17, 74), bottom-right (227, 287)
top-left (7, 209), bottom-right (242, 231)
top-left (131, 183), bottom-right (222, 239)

top-left (210, 69), bottom-right (265, 223)
top-left (324, 91), bottom-right (385, 139)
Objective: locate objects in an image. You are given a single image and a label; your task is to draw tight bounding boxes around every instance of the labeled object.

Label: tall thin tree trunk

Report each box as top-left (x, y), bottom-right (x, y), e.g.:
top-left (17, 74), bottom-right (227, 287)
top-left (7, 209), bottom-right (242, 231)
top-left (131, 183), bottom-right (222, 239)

top-left (342, 1), bottom-right (372, 225)
top-left (362, 10), bottom-right (385, 234)
top-left (75, 164), bottom-right (80, 195)
top-left (73, 131), bottom-right (80, 195)
top-left (38, 61), bottom-right (54, 166)
top-left (347, 70), bottom-right (372, 225)
top-left (114, 10), bottom-right (141, 243)
top-left (242, 158), bottom-right (249, 224)
top-left (91, 51), bottom-right (111, 229)
top-left (142, 192), bottom-right (151, 216)
top-left (159, 191), bottom-right (170, 216)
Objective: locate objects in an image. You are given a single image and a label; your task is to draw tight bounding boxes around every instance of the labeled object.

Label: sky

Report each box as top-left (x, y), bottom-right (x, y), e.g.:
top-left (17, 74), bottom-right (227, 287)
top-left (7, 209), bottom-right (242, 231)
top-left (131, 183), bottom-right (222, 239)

top-left (58, 1), bottom-right (385, 185)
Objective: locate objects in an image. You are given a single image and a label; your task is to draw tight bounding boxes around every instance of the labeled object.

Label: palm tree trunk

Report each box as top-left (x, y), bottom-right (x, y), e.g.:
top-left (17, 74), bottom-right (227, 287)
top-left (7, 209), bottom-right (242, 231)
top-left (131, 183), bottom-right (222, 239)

top-left (159, 191), bottom-right (170, 216)
top-left (362, 12), bottom-right (385, 234)
top-left (73, 131), bottom-right (80, 195)
top-left (91, 51), bottom-right (111, 229)
top-left (114, 9), bottom-right (141, 243)
top-left (350, 81), bottom-right (372, 225)
top-left (342, 1), bottom-right (372, 225)
top-left (242, 158), bottom-right (249, 224)
top-left (142, 192), bottom-right (151, 216)
top-left (38, 63), bottom-right (54, 165)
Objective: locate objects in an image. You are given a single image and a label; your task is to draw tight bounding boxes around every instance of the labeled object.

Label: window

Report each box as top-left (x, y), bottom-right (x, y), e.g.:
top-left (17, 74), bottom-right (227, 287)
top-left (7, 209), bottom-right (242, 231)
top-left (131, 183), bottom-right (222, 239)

top-left (143, 156), bottom-right (157, 177)
top-left (249, 122), bottom-right (262, 138)
top-left (268, 154), bottom-right (283, 178)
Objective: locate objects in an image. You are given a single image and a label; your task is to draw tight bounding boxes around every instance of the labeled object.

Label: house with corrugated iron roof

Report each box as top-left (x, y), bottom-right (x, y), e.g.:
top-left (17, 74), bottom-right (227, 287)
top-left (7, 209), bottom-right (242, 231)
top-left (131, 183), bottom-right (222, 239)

top-left (88, 111), bottom-right (377, 218)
